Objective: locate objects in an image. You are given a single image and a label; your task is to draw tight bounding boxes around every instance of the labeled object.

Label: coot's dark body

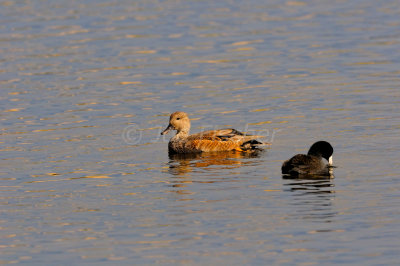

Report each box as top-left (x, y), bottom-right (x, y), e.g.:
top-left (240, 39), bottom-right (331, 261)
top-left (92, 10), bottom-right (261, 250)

top-left (282, 141), bottom-right (334, 177)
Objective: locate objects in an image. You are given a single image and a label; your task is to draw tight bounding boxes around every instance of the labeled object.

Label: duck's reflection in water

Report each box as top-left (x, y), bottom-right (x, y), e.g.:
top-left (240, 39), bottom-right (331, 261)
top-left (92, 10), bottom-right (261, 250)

top-left (167, 150), bottom-right (263, 176)
top-left (165, 151), bottom-right (263, 195)
top-left (282, 174), bottom-right (337, 223)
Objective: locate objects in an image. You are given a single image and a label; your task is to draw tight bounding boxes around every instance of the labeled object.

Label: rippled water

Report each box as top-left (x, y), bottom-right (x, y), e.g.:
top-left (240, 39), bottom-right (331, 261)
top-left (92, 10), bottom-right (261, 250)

top-left (1, 0), bottom-right (400, 264)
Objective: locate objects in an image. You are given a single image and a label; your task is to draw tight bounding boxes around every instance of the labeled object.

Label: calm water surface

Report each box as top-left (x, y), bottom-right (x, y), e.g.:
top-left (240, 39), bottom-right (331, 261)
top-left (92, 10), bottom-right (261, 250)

top-left (1, 0), bottom-right (400, 264)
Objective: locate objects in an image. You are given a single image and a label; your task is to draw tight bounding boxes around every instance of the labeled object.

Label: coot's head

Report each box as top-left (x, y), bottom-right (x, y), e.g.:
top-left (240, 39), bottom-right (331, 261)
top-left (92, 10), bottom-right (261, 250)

top-left (307, 141), bottom-right (334, 165)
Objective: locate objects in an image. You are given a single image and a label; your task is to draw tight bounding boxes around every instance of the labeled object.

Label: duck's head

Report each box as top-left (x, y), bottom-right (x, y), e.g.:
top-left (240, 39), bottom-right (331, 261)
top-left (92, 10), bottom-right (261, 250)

top-left (307, 141), bottom-right (334, 165)
top-left (161, 111), bottom-right (191, 135)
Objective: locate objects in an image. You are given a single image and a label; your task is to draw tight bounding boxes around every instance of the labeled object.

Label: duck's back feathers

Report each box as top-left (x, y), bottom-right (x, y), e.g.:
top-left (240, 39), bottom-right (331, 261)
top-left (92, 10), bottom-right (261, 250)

top-left (189, 128), bottom-right (262, 140)
top-left (181, 129), bottom-right (265, 153)
top-left (169, 129), bottom-right (265, 153)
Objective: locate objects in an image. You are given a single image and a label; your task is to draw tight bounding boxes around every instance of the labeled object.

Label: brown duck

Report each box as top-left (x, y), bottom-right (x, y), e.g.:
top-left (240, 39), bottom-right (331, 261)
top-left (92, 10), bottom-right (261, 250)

top-left (161, 111), bottom-right (267, 154)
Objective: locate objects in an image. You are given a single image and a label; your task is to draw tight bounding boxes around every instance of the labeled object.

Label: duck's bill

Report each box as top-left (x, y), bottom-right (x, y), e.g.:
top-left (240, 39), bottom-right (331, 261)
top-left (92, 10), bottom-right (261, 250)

top-left (161, 124), bottom-right (173, 135)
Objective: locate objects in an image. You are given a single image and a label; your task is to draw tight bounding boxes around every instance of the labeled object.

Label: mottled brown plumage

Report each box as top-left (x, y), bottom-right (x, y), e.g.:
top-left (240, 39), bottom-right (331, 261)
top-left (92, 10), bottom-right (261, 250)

top-left (161, 111), bottom-right (267, 154)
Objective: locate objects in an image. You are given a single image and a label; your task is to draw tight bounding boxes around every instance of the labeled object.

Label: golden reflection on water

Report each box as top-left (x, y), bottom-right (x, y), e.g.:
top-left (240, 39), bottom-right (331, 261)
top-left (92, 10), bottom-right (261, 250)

top-left (166, 151), bottom-right (262, 176)
top-left (165, 151), bottom-right (264, 196)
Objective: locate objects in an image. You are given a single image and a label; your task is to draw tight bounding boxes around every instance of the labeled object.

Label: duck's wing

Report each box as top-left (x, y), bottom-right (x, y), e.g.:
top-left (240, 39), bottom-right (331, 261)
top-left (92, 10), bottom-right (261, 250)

top-left (188, 129), bottom-right (238, 140)
top-left (186, 129), bottom-right (266, 152)
top-left (189, 128), bottom-right (265, 142)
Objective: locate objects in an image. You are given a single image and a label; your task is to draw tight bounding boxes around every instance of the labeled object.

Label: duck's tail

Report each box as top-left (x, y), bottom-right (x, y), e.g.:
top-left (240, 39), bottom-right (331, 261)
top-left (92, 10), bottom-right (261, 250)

top-left (240, 139), bottom-right (269, 151)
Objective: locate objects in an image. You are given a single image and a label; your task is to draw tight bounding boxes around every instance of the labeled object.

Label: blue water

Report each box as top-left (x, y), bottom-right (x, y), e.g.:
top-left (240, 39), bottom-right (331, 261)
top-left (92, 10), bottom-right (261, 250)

top-left (1, 0), bottom-right (400, 264)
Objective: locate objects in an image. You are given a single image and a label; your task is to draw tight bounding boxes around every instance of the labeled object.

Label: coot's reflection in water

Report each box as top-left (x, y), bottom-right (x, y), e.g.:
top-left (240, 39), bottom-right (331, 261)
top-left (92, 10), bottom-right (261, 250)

top-left (167, 150), bottom-right (263, 176)
top-left (282, 176), bottom-right (337, 223)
